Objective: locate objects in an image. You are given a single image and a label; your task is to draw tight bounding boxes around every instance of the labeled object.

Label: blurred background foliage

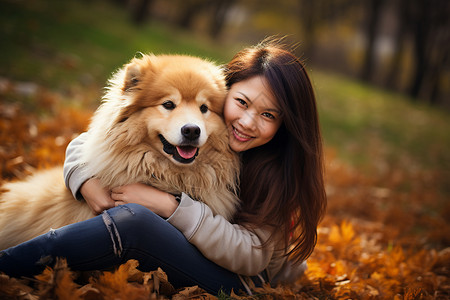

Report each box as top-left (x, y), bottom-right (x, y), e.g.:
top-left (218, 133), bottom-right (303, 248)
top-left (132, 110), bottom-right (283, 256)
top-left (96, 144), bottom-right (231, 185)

top-left (1, 0), bottom-right (448, 176)
top-left (125, 0), bottom-right (450, 106)
top-left (1, 0), bottom-right (449, 106)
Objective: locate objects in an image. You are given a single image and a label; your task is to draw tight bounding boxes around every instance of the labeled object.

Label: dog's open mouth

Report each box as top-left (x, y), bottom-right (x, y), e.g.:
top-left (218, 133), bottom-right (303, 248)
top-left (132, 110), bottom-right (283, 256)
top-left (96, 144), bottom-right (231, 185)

top-left (158, 134), bottom-right (199, 164)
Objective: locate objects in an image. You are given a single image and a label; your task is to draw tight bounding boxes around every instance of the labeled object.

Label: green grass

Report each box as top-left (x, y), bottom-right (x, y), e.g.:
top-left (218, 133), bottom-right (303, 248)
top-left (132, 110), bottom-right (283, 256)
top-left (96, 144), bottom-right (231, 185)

top-left (1, 0), bottom-right (449, 180)
top-left (0, 0), bottom-right (234, 91)
top-left (312, 71), bottom-right (450, 174)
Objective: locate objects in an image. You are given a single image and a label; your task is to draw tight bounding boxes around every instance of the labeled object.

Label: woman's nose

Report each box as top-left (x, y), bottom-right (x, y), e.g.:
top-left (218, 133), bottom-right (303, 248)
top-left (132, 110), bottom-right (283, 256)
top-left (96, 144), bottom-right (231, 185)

top-left (237, 110), bottom-right (257, 131)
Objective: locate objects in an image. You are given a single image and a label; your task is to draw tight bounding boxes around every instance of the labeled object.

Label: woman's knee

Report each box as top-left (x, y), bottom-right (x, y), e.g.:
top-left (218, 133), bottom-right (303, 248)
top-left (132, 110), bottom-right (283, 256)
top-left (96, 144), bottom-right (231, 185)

top-left (99, 204), bottom-right (157, 256)
top-left (104, 204), bottom-right (157, 229)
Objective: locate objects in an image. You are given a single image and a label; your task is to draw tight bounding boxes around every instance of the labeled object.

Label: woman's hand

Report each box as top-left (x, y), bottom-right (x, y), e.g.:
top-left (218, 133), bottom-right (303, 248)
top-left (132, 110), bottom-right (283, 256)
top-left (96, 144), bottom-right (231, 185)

top-left (111, 183), bottom-right (179, 218)
top-left (80, 178), bottom-right (116, 215)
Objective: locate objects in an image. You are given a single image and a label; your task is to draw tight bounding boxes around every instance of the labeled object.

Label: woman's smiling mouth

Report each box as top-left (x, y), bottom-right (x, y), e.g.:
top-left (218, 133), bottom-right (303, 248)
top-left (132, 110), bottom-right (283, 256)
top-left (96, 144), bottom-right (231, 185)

top-left (232, 126), bottom-right (253, 142)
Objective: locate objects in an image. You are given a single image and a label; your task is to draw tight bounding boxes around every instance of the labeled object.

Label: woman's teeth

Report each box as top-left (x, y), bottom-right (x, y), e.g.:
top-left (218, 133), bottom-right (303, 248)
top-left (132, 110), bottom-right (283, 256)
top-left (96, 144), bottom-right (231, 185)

top-left (233, 127), bottom-right (252, 140)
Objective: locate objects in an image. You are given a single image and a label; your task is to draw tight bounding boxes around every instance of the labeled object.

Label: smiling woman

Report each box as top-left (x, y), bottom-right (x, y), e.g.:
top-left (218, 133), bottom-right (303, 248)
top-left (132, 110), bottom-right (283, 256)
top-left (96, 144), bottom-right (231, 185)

top-left (223, 39), bottom-right (326, 269)
top-left (224, 75), bottom-right (282, 152)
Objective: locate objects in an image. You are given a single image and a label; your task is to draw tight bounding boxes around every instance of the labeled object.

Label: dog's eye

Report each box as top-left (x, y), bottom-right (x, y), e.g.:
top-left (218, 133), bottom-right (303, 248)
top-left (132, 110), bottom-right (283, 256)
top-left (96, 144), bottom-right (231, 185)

top-left (200, 104), bottom-right (208, 114)
top-left (162, 101), bottom-right (176, 110)
top-left (131, 78), bottom-right (139, 85)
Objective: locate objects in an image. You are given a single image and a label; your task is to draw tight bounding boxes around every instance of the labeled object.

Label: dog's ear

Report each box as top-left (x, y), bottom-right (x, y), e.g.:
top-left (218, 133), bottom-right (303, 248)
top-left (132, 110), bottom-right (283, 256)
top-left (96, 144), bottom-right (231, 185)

top-left (123, 54), bottom-right (157, 92)
top-left (116, 55), bottom-right (155, 123)
top-left (123, 62), bottom-right (141, 92)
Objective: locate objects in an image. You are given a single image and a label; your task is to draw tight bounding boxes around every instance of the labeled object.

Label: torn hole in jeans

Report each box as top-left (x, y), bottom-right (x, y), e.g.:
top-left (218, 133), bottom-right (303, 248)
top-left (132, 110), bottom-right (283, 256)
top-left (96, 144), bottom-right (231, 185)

top-left (102, 211), bottom-right (123, 257)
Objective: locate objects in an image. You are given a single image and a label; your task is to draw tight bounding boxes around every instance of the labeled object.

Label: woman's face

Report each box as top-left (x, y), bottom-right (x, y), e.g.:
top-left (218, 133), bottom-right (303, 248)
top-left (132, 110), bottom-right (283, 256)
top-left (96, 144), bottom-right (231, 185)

top-left (224, 75), bottom-right (283, 152)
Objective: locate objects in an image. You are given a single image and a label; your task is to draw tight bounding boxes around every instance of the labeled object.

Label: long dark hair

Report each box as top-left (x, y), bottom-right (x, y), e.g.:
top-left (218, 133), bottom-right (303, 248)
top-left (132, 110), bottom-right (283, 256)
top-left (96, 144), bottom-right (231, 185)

top-left (225, 38), bottom-right (327, 263)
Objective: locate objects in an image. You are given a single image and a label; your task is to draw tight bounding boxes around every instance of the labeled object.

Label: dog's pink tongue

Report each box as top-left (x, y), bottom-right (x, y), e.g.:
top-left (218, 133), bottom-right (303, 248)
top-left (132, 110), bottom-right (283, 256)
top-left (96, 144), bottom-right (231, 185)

top-left (176, 146), bottom-right (197, 159)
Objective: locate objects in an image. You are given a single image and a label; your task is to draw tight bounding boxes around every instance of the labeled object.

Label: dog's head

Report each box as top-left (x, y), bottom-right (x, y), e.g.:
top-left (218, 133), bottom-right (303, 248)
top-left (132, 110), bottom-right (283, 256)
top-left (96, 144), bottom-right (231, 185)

top-left (103, 54), bottom-right (228, 165)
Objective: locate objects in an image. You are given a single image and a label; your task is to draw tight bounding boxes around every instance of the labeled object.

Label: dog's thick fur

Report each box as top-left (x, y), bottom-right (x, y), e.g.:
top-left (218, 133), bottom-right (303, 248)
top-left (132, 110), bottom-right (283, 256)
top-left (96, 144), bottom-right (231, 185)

top-left (0, 54), bottom-right (240, 250)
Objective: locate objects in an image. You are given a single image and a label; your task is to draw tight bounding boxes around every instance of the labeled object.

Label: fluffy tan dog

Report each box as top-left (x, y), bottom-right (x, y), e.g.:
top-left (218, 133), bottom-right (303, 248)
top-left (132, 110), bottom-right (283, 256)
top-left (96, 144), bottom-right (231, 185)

top-left (0, 54), bottom-right (240, 250)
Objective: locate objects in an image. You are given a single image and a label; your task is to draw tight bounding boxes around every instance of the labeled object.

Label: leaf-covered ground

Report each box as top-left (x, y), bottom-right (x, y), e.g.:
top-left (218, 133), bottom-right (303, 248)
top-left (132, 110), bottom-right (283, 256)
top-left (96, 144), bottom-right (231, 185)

top-left (0, 81), bottom-right (449, 299)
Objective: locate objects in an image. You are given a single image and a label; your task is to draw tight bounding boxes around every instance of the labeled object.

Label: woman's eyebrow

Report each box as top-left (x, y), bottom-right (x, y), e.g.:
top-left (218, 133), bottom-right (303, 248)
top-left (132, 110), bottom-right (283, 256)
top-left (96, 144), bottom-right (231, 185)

top-left (237, 91), bottom-right (281, 114)
top-left (237, 92), bottom-right (252, 104)
top-left (265, 107), bottom-right (281, 114)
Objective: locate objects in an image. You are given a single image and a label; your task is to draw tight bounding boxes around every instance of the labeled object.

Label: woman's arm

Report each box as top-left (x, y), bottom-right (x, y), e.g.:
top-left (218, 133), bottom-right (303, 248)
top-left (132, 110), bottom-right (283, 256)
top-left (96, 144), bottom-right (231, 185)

top-left (63, 133), bottom-right (115, 214)
top-left (167, 194), bottom-right (274, 276)
top-left (63, 132), bottom-right (90, 200)
top-left (111, 183), bottom-right (179, 218)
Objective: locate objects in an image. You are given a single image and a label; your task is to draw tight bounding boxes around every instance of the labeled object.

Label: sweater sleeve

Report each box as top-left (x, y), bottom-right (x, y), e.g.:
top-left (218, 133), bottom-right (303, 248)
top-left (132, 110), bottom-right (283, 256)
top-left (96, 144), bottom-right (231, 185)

top-left (63, 132), bottom-right (92, 200)
top-left (167, 193), bottom-right (274, 276)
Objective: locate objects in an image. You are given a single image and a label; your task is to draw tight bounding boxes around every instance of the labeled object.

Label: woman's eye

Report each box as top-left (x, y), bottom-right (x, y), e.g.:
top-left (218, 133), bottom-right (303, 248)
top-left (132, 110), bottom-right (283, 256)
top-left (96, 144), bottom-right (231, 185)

top-left (262, 112), bottom-right (275, 119)
top-left (162, 100), bottom-right (175, 110)
top-left (235, 98), bottom-right (247, 107)
top-left (200, 104), bottom-right (208, 113)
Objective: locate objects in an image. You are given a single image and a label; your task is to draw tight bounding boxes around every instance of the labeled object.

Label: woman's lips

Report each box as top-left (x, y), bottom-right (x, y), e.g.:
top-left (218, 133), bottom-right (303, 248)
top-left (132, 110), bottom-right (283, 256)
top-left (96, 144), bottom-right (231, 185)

top-left (232, 126), bottom-right (253, 142)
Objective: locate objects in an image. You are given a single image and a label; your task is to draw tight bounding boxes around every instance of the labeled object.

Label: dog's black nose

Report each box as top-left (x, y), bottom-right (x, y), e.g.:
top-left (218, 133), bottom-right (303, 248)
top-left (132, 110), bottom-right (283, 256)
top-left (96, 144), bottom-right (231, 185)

top-left (181, 124), bottom-right (201, 140)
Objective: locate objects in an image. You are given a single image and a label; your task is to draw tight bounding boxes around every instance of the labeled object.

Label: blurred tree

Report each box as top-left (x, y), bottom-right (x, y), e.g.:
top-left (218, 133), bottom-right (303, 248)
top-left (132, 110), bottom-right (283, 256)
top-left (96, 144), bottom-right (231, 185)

top-left (297, 0), bottom-right (360, 62)
top-left (361, 0), bottom-right (449, 105)
top-left (112, 0), bottom-right (128, 6)
top-left (360, 0), bottom-right (385, 81)
top-left (177, 0), bottom-right (209, 29)
top-left (209, 0), bottom-right (236, 39)
top-left (385, 0), bottom-right (410, 90)
top-left (131, 0), bottom-right (154, 25)
top-left (175, 0), bottom-right (235, 39)
top-left (408, 0), bottom-right (449, 103)
top-left (297, 0), bottom-right (317, 58)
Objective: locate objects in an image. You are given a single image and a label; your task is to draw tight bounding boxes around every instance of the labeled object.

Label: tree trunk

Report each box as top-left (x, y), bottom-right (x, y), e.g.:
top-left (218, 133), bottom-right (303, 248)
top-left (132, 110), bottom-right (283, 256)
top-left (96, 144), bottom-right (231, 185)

top-left (177, 1), bottom-right (209, 29)
top-left (209, 0), bottom-right (235, 39)
top-left (132, 0), bottom-right (153, 25)
top-left (298, 0), bottom-right (317, 60)
top-left (408, 0), bottom-right (430, 99)
top-left (360, 0), bottom-right (385, 82)
top-left (385, 0), bottom-right (409, 90)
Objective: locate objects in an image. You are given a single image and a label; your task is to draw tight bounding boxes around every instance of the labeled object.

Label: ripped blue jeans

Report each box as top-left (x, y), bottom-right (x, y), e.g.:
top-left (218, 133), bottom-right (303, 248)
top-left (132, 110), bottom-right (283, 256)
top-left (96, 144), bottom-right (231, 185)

top-left (0, 204), bottom-right (246, 294)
